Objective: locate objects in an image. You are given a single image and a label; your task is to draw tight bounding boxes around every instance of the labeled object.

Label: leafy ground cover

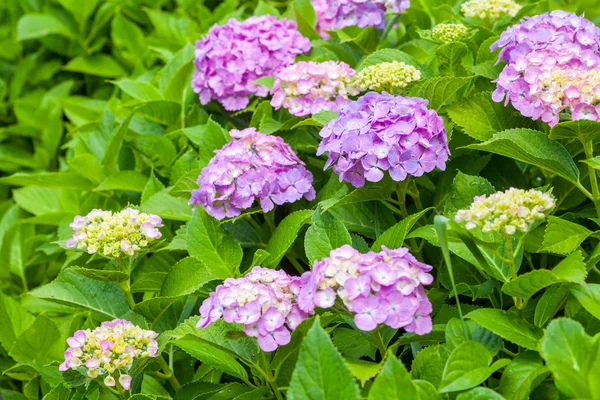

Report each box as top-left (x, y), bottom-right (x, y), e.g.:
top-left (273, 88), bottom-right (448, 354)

top-left (1, 0), bottom-right (600, 399)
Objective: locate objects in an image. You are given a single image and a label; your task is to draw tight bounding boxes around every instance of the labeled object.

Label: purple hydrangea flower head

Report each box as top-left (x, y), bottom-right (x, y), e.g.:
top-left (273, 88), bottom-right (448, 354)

top-left (317, 92), bottom-right (449, 188)
top-left (270, 61), bottom-right (360, 117)
top-left (315, 0), bottom-right (410, 30)
top-left (197, 267), bottom-right (307, 352)
top-left (190, 128), bottom-right (315, 219)
top-left (60, 319), bottom-right (159, 390)
top-left (297, 245), bottom-right (434, 334)
top-left (491, 11), bottom-right (600, 126)
top-left (192, 16), bottom-right (311, 111)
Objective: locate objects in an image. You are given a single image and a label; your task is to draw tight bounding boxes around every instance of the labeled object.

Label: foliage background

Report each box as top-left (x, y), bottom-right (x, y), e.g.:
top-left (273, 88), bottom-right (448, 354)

top-left (1, 0), bottom-right (600, 399)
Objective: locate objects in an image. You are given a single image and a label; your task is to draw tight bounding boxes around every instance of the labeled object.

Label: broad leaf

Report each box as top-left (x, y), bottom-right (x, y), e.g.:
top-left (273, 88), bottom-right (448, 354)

top-left (416, 77), bottom-right (472, 110)
top-left (9, 315), bottom-right (60, 363)
top-left (549, 120), bottom-right (600, 144)
top-left (569, 283), bottom-right (600, 321)
top-left (368, 355), bottom-right (417, 400)
top-left (265, 210), bottom-right (313, 268)
top-left (466, 309), bottom-right (542, 350)
top-left (304, 208), bottom-right (351, 264)
top-left (443, 172), bottom-right (495, 217)
top-left (499, 352), bottom-right (548, 400)
top-left (160, 257), bottom-right (216, 297)
top-left (372, 207), bottom-right (432, 251)
top-left (357, 48), bottom-right (420, 71)
top-left (540, 217), bottom-right (592, 255)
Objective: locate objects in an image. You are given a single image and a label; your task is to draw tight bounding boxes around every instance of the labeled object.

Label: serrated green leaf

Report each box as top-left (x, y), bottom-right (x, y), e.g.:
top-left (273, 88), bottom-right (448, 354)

top-left (436, 42), bottom-right (468, 75)
top-left (17, 14), bottom-right (73, 41)
top-left (372, 207), bottom-right (432, 251)
top-left (102, 115), bottom-right (132, 176)
top-left (134, 101), bottom-right (181, 126)
top-left (410, 344), bottom-right (451, 387)
top-left (443, 172), bottom-right (495, 218)
top-left (446, 318), bottom-right (502, 356)
top-left (499, 352), bottom-right (548, 400)
top-left (187, 208), bottom-right (242, 279)
top-left (540, 217), bottom-right (592, 255)
top-left (456, 387), bottom-right (505, 399)
top-left (9, 314), bottom-right (60, 363)
top-left (160, 257), bottom-right (215, 297)
top-left (64, 55), bottom-right (126, 77)
top-left (142, 171), bottom-right (166, 204)
top-left (305, 208), bottom-right (351, 264)
top-left (287, 317), bottom-right (360, 400)
top-left (181, 118), bottom-right (230, 169)
top-left (0, 292), bottom-right (35, 352)
top-left (416, 77), bottom-right (471, 110)
top-left (113, 79), bottom-right (163, 102)
top-left (466, 129), bottom-right (580, 185)
top-left (265, 210), bottom-right (313, 268)
top-left (368, 355), bottom-right (417, 400)
top-left (569, 283), bottom-right (600, 321)
top-left (466, 309), bottom-right (542, 350)
top-left (95, 170), bottom-right (148, 192)
top-left (534, 284), bottom-right (569, 327)
top-left (346, 359), bottom-right (380, 387)
top-left (0, 172), bottom-right (93, 190)
top-left (141, 190), bottom-right (192, 221)
top-left (549, 120), bottom-right (600, 144)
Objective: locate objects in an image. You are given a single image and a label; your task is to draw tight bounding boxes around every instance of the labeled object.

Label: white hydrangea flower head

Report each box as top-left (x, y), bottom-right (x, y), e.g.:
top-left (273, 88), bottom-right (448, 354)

top-left (353, 61), bottom-right (421, 94)
top-left (461, 0), bottom-right (522, 20)
top-left (455, 188), bottom-right (555, 235)
top-left (432, 23), bottom-right (469, 44)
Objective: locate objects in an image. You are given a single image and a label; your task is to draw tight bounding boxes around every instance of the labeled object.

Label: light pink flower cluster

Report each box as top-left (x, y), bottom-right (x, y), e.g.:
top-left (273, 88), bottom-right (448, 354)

top-left (60, 319), bottom-right (159, 390)
top-left (192, 16), bottom-right (311, 111)
top-left (189, 128), bottom-right (315, 220)
top-left (313, 0), bottom-right (410, 30)
top-left (197, 267), bottom-right (307, 352)
top-left (270, 61), bottom-right (360, 117)
top-left (491, 11), bottom-right (600, 126)
top-left (317, 92), bottom-right (449, 188)
top-left (298, 245), bottom-right (434, 334)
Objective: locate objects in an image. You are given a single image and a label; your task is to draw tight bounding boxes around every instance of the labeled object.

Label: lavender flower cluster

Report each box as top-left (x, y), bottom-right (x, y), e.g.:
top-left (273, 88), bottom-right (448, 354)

top-left (60, 319), bottom-right (159, 390)
top-left (197, 267), bottom-right (307, 352)
top-left (297, 245), bottom-right (434, 334)
top-left (192, 16), bottom-right (311, 111)
top-left (313, 0), bottom-right (410, 31)
top-left (317, 92), bottom-right (449, 187)
top-left (270, 61), bottom-right (359, 116)
top-left (190, 128), bottom-right (315, 220)
top-left (491, 11), bottom-right (600, 125)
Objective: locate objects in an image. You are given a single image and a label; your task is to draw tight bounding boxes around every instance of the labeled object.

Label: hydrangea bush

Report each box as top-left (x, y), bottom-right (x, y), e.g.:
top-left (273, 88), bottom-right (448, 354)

top-left (1, 0), bottom-right (600, 399)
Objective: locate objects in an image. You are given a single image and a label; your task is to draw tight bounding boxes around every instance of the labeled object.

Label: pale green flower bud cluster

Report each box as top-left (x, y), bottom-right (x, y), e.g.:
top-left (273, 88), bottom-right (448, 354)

top-left (432, 23), bottom-right (469, 44)
top-left (353, 62), bottom-right (421, 94)
top-left (66, 208), bottom-right (163, 258)
top-left (455, 188), bottom-right (555, 235)
top-left (461, 0), bottom-right (522, 20)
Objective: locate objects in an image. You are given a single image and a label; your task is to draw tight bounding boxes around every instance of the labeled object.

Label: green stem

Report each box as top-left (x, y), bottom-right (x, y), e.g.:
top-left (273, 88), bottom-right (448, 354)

top-left (286, 254), bottom-right (305, 274)
top-left (380, 14), bottom-right (401, 47)
top-left (584, 140), bottom-right (600, 218)
top-left (157, 355), bottom-right (182, 391)
top-left (260, 352), bottom-right (283, 400)
top-left (504, 234), bottom-right (517, 279)
top-left (374, 327), bottom-right (388, 358)
top-left (121, 257), bottom-right (136, 309)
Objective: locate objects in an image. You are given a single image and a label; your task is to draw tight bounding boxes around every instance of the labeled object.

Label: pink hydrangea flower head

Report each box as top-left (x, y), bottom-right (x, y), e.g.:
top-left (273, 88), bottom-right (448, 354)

top-left (317, 92), bottom-right (450, 188)
top-left (197, 266), bottom-right (307, 352)
top-left (271, 61), bottom-right (360, 117)
top-left (192, 16), bottom-right (311, 111)
top-left (491, 11), bottom-right (600, 126)
top-left (317, 0), bottom-right (410, 30)
top-left (60, 319), bottom-right (159, 390)
top-left (297, 245), bottom-right (433, 333)
top-left (190, 128), bottom-right (315, 219)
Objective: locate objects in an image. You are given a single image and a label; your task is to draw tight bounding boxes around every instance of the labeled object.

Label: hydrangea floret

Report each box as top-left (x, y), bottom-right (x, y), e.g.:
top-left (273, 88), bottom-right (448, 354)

top-left (298, 245), bottom-right (434, 334)
top-left (461, 0), bottom-right (522, 20)
top-left (66, 208), bottom-right (163, 258)
top-left (60, 319), bottom-right (159, 390)
top-left (313, 0), bottom-right (336, 39)
top-left (455, 188), bottom-right (555, 235)
top-left (197, 267), bottom-right (307, 352)
top-left (190, 128), bottom-right (315, 220)
top-left (314, 0), bottom-right (411, 30)
top-left (431, 23), bottom-right (469, 44)
top-left (317, 92), bottom-right (449, 188)
top-left (192, 16), bottom-right (311, 111)
top-left (491, 11), bottom-right (600, 125)
top-left (270, 61), bottom-right (360, 117)
top-left (353, 62), bottom-right (421, 94)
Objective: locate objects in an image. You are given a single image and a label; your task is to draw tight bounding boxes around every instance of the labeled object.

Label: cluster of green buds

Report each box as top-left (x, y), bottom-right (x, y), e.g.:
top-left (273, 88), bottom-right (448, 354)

top-left (432, 23), bottom-right (469, 44)
top-left (353, 61), bottom-right (421, 94)
top-left (66, 208), bottom-right (163, 258)
top-left (455, 188), bottom-right (555, 235)
top-left (60, 319), bottom-right (159, 390)
top-left (461, 0), bottom-right (522, 20)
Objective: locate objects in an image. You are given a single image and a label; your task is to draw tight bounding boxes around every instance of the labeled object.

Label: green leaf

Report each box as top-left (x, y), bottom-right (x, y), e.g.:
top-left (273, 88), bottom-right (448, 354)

top-left (446, 93), bottom-right (535, 141)
top-left (142, 171), bottom-right (166, 204)
top-left (0, 292), bottom-right (35, 351)
top-left (439, 341), bottom-right (509, 393)
top-left (304, 207), bottom-right (352, 264)
top-left (436, 42), bottom-right (468, 75)
top-left (187, 208), bottom-right (242, 279)
top-left (17, 14), bottom-right (73, 40)
top-left (368, 355), bottom-right (417, 400)
top-left (534, 284), bottom-right (569, 327)
top-left (372, 207), bottom-right (432, 251)
top-left (265, 210), bottom-right (313, 268)
top-left (134, 101), bottom-right (181, 126)
top-left (287, 317), bottom-right (360, 400)
top-left (549, 120), bottom-right (600, 145)
top-left (466, 129), bottom-right (580, 185)
top-left (502, 251), bottom-right (586, 300)
top-left (443, 172), bottom-right (495, 218)
top-left (357, 48), bottom-right (420, 71)
top-left (346, 359), bottom-right (380, 387)
top-left (133, 297), bottom-right (179, 328)
top-left (411, 344), bottom-right (451, 387)
top-left (569, 283), bottom-right (600, 321)
top-left (540, 318), bottom-right (600, 399)
top-left (161, 44), bottom-right (195, 102)
top-left (30, 269), bottom-right (129, 319)
top-left (95, 170), bottom-right (148, 192)
top-left (446, 318), bottom-right (502, 356)
top-left (160, 257), bottom-right (216, 297)
top-left (141, 190), bottom-right (192, 221)
top-left (456, 388), bottom-right (505, 399)
top-left (499, 352), bottom-right (548, 400)
top-left (313, 110), bottom-right (338, 125)
top-left (173, 335), bottom-right (249, 381)
top-left (9, 315), bottom-right (60, 363)
top-left (181, 118), bottom-right (230, 169)
top-left (252, 76), bottom-right (276, 90)
top-left (64, 55), bottom-right (126, 77)
top-left (102, 115), bottom-right (132, 176)
top-left (540, 217), bottom-right (592, 255)
top-left (466, 309), bottom-right (542, 350)
top-left (113, 79), bottom-right (163, 102)
top-left (416, 77), bottom-right (472, 110)
top-left (338, 26), bottom-right (380, 54)
top-left (0, 172), bottom-right (93, 190)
